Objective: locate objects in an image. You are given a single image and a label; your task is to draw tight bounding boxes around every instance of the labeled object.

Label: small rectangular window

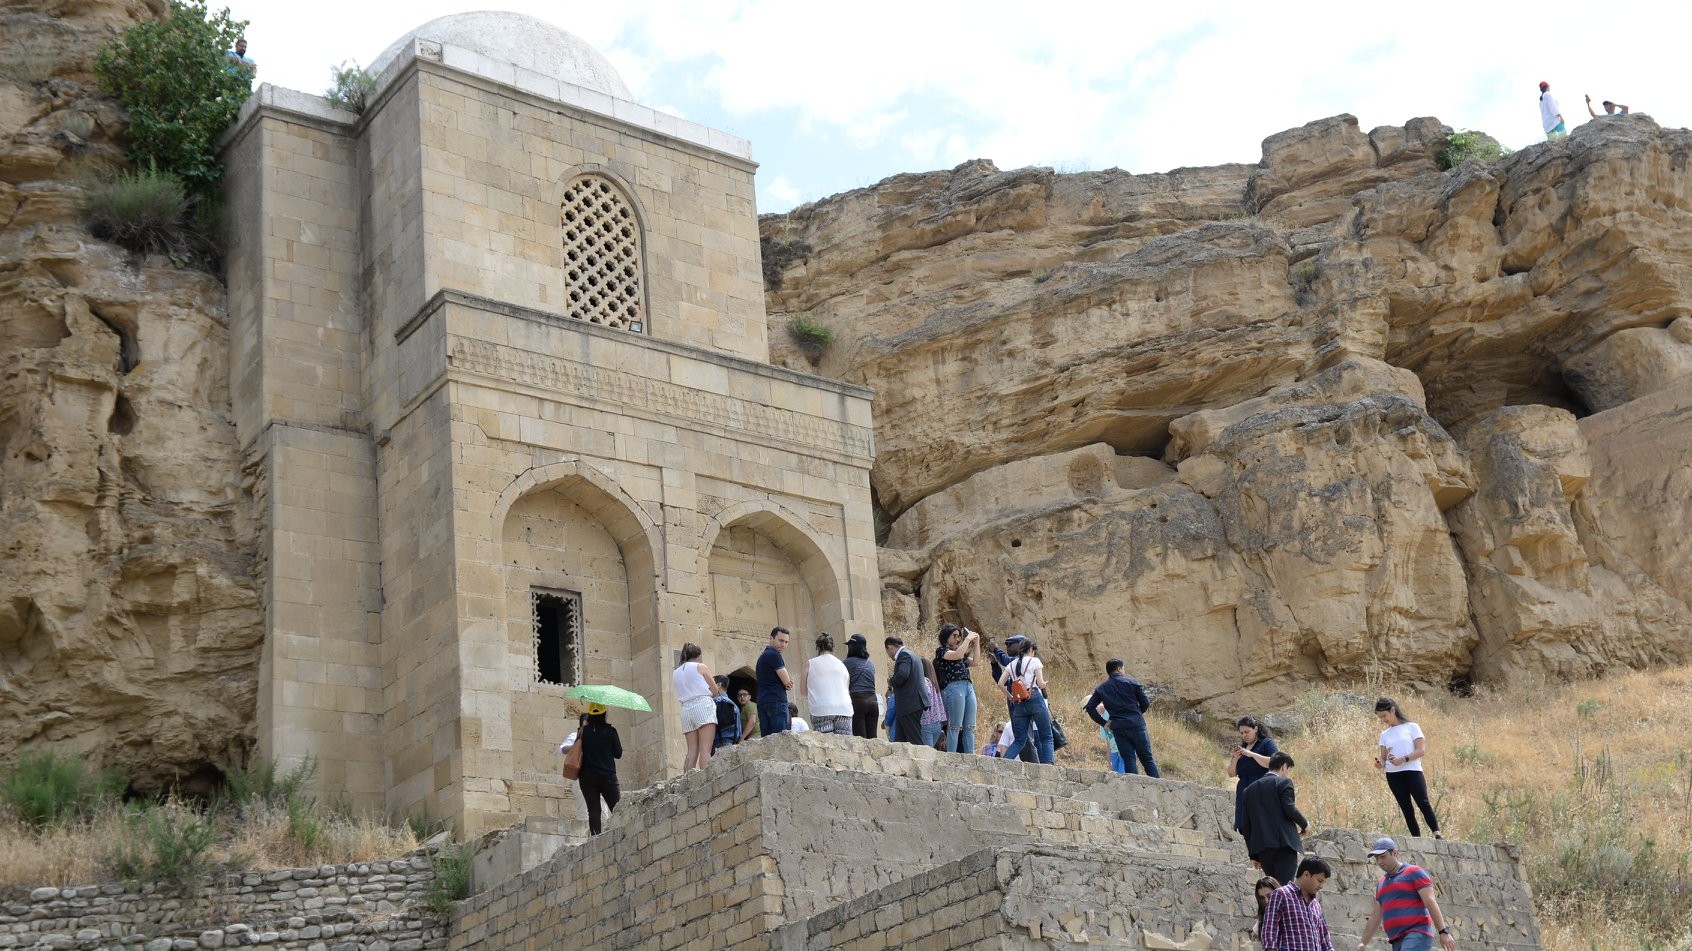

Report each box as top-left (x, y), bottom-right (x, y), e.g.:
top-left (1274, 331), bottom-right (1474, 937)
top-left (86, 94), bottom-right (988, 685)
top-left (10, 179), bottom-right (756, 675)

top-left (532, 588), bottom-right (582, 686)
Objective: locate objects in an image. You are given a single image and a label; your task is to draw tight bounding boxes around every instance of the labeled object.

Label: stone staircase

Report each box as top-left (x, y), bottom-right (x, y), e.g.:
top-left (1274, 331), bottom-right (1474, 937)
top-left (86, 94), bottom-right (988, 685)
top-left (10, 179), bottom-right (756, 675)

top-left (454, 733), bottom-right (1542, 950)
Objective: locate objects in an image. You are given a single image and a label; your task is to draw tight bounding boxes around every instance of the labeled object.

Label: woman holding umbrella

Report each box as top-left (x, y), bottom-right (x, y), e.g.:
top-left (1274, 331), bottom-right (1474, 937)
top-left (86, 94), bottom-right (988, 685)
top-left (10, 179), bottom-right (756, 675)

top-left (574, 702), bottom-right (622, 835)
top-left (562, 684), bottom-right (646, 835)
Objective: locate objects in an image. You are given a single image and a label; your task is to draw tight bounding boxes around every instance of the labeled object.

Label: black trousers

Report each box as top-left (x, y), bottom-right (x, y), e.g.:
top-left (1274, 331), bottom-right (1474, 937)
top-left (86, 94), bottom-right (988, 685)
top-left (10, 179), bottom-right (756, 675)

top-left (1256, 847), bottom-right (1299, 889)
top-left (893, 711), bottom-right (925, 746)
top-left (578, 770), bottom-right (620, 835)
top-left (851, 692), bottom-right (880, 739)
top-left (1386, 769), bottom-right (1440, 836)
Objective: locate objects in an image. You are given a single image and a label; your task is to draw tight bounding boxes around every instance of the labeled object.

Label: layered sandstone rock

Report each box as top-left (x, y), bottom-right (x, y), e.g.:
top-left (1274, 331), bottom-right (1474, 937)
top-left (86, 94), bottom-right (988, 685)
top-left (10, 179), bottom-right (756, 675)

top-left (0, 0), bottom-right (260, 790)
top-left (766, 113), bottom-right (1692, 707)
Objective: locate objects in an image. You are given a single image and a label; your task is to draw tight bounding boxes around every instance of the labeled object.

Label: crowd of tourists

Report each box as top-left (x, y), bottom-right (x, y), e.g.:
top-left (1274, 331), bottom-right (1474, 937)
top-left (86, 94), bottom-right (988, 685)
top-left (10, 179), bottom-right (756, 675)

top-left (666, 623), bottom-right (1147, 771)
top-left (1238, 697), bottom-right (1457, 951)
top-left (563, 622), bottom-right (1460, 950)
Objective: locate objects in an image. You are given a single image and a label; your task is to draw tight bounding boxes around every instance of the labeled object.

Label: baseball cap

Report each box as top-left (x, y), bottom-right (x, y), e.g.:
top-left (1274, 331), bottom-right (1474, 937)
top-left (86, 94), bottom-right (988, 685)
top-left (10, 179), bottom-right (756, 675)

top-left (1004, 634), bottom-right (1028, 646)
top-left (846, 633), bottom-right (866, 645)
top-left (1367, 836), bottom-right (1398, 856)
top-left (1538, 81), bottom-right (1549, 90)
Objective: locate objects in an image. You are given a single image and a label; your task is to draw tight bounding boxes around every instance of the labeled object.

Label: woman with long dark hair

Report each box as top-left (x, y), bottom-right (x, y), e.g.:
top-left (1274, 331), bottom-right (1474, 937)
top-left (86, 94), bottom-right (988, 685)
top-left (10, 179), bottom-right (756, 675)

top-left (1250, 875), bottom-right (1279, 945)
top-left (934, 623), bottom-right (980, 754)
top-left (1374, 697), bottom-right (1442, 839)
top-left (576, 703), bottom-right (623, 835)
top-left (1227, 715), bottom-right (1279, 837)
top-left (997, 639), bottom-right (1054, 764)
top-left (843, 634), bottom-right (879, 739)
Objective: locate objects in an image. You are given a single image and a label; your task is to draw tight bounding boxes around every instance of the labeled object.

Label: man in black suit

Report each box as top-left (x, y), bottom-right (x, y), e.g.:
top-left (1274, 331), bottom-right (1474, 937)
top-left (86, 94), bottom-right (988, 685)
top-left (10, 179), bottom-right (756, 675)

top-left (1240, 751), bottom-right (1308, 888)
top-left (885, 636), bottom-right (928, 745)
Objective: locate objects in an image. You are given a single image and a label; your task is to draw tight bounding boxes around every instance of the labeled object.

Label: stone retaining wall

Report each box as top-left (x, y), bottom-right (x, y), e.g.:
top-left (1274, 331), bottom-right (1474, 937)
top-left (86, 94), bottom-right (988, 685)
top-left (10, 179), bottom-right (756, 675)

top-left (0, 855), bottom-right (446, 951)
top-left (457, 733), bottom-right (1544, 950)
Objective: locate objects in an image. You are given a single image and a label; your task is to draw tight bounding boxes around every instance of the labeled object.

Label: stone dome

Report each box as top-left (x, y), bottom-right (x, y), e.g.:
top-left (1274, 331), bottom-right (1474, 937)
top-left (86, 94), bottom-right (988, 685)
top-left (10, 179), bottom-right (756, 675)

top-left (371, 11), bottom-right (633, 100)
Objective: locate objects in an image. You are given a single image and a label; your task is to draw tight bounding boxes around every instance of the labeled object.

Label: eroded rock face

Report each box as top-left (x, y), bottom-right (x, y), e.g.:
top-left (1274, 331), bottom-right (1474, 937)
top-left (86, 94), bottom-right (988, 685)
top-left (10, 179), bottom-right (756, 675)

top-left (765, 113), bottom-right (1692, 710)
top-left (1, 0), bottom-right (261, 789)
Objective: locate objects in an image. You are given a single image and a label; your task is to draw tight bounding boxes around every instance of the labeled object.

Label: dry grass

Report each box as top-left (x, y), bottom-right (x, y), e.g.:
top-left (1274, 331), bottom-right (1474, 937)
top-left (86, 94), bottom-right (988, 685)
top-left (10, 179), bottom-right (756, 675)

top-left (1051, 667), bottom-right (1692, 951)
top-left (0, 800), bottom-right (421, 890)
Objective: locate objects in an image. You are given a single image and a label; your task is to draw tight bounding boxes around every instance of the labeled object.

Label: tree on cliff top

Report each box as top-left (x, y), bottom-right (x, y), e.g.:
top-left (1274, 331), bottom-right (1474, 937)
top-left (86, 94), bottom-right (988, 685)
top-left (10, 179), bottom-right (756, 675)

top-left (93, 0), bottom-right (251, 197)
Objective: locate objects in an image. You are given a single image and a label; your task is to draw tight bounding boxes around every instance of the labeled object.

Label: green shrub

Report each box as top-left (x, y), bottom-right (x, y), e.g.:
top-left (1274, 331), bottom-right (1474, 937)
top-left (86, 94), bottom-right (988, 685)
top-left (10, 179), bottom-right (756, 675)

top-left (422, 842), bottom-right (472, 917)
top-left (1438, 131), bottom-right (1511, 170)
top-left (107, 800), bottom-right (221, 892)
top-left (786, 315), bottom-right (834, 351)
top-left (223, 756), bottom-right (317, 812)
top-left (93, 0), bottom-right (252, 197)
top-left (2, 751), bottom-right (125, 827)
top-left (1291, 258), bottom-right (1319, 304)
top-left (325, 61), bottom-right (375, 114)
top-left (286, 795), bottom-right (322, 851)
top-left (79, 166), bottom-right (194, 256)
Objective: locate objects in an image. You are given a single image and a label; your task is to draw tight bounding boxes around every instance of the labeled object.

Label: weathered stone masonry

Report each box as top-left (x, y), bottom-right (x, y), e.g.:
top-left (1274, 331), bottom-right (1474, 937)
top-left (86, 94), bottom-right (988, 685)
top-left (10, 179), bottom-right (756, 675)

top-left (0, 854), bottom-right (445, 950)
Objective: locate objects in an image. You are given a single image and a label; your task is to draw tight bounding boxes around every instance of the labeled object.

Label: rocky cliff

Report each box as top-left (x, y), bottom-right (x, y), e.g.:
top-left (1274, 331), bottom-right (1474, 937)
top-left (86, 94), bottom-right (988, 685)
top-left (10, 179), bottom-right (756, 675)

top-left (0, 0), bottom-right (261, 791)
top-left (4, 0), bottom-right (1689, 787)
top-left (762, 114), bottom-right (1692, 711)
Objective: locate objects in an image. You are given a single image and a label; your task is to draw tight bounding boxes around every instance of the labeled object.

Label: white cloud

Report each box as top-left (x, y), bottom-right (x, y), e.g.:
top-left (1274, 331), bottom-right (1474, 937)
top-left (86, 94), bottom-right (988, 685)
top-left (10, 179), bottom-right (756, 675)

top-left (759, 174), bottom-right (801, 212)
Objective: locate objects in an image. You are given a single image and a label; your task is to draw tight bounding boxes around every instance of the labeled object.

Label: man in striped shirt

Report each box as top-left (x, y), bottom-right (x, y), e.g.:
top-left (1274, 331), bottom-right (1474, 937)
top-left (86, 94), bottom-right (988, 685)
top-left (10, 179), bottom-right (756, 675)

top-left (1355, 837), bottom-right (1456, 951)
top-left (1261, 857), bottom-right (1335, 951)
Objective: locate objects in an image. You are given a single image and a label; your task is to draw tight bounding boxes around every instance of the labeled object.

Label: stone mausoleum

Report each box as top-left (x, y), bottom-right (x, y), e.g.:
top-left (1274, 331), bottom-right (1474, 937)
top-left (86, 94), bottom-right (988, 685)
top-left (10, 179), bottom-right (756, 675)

top-left (221, 12), bottom-right (881, 836)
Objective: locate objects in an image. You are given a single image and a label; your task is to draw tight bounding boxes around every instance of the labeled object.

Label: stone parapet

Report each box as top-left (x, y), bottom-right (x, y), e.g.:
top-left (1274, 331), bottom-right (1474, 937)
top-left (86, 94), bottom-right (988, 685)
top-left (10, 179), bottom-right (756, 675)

top-left (0, 855), bottom-right (445, 951)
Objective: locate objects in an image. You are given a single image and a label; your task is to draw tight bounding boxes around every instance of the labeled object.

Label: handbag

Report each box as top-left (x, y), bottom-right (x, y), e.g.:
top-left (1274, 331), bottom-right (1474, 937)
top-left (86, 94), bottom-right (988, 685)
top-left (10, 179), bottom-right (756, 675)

top-left (561, 734), bottom-right (583, 780)
top-left (1050, 718), bottom-right (1069, 751)
top-left (1006, 658), bottom-right (1032, 703)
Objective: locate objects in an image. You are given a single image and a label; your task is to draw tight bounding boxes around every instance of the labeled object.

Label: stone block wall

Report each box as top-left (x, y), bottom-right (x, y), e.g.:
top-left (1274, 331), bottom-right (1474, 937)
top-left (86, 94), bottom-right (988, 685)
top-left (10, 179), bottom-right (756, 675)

top-left (458, 733), bottom-right (1542, 951)
top-left (450, 757), bottom-right (784, 951)
top-left (774, 849), bottom-right (1008, 951)
top-left (0, 856), bottom-right (444, 951)
top-left (221, 91), bottom-right (385, 807)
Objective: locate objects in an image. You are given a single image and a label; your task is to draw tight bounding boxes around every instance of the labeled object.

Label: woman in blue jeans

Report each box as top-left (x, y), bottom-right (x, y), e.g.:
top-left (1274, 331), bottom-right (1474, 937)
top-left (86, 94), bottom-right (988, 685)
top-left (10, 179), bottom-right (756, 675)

top-left (997, 640), bottom-right (1054, 764)
top-left (934, 623), bottom-right (979, 754)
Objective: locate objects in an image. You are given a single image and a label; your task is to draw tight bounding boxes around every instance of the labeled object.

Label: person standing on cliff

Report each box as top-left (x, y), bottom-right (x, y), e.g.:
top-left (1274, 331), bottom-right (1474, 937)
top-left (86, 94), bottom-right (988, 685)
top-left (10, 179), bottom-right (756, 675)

top-left (1082, 658), bottom-right (1160, 777)
top-left (1586, 94), bottom-right (1632, 118)
top-left (1354, 837), bottom-right (1457, 951)
top-left (1240, 752), bottom-right (1309, 889)
top-left (1539, 81), bottom-right (1567, 140)
top-left (224, 39), bottom-right (257, 82)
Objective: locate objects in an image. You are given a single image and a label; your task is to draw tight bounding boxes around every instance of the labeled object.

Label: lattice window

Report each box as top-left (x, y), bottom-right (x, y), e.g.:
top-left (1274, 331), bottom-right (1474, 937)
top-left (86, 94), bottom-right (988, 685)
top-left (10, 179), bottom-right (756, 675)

top-left (561, 176), bottom-right (645, 332)
top-left (532, 588), bottom-right (583, 686)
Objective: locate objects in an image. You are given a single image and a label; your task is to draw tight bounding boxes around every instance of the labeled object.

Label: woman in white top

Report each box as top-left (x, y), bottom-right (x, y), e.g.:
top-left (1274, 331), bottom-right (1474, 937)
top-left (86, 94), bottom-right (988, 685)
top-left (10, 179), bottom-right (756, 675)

top-left (801, 633), bottom-right (854, 734)
top-left (1373, 696), bottom-right (1442, 839)
top-left (673, 643), bottom-right (723, 770)
top-left (996, 639), bottom-right (1054, 764)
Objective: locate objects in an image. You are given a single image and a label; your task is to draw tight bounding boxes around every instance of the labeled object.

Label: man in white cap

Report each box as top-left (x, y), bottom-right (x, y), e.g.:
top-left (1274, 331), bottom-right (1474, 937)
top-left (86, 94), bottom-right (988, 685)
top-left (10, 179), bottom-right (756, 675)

top-left (1355, 837), bottom-right (1456, 951)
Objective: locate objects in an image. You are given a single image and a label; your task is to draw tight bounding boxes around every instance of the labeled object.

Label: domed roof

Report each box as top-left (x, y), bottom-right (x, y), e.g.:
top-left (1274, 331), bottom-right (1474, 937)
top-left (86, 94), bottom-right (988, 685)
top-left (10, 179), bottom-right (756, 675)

top-left (371, 11), bottom-right (632, 100)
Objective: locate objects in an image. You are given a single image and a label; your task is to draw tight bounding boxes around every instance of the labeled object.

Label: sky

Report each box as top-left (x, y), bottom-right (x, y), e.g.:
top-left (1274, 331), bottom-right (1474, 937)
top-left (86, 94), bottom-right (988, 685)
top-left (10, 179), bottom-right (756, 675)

top-left (229, 0), bottom-right (1683, 215)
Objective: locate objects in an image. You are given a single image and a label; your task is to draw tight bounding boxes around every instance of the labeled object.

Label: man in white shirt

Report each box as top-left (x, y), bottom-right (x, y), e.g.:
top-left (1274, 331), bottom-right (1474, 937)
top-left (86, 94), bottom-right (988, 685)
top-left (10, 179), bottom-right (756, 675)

top-left (1539, 81), bottom-right (1566, 140)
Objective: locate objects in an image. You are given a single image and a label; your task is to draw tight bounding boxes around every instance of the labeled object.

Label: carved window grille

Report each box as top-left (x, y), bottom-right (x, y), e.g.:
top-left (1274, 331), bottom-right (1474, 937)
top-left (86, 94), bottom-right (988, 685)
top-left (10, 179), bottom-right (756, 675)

top-left (560, 175), bottom-right (646, 332)
top-left (532, 588), bottom-right (582, 686)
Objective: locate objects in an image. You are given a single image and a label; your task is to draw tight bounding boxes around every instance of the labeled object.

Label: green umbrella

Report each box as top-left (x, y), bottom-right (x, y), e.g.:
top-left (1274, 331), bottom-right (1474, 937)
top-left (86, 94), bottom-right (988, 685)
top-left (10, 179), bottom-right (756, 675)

top-left (563, 683), bottom-right (652, 712)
